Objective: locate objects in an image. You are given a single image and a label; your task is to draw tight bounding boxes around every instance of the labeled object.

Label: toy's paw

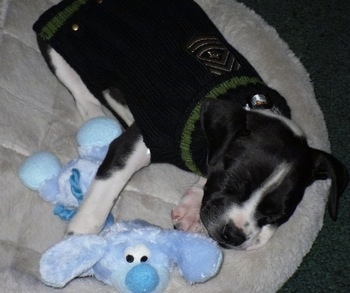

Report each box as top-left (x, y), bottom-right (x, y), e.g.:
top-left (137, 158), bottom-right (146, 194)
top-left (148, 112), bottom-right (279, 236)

top-left (171, 185), bottom-right (205, 233)
top-left (19, 151), bottom-right (61, 191)
top-left (77, 117), bottom-right (122, 148)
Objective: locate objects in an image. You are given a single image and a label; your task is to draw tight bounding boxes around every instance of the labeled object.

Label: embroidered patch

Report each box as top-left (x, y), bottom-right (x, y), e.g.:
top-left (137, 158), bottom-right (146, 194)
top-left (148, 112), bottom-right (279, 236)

top-left (186, 36), bottom-right (240, 75)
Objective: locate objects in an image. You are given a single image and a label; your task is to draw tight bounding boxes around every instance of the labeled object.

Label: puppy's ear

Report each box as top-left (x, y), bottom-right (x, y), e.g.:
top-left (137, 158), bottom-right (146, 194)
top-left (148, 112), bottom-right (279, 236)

top-left (311, 149), bottom-right (349, 220)
top-left (201, 100), bottom-right (248, 166)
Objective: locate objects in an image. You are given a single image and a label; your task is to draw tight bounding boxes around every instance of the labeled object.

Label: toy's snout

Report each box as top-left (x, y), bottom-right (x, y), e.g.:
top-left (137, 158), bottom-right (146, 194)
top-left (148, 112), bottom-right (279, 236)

top-left (124, 263), bottom-right (159, 293)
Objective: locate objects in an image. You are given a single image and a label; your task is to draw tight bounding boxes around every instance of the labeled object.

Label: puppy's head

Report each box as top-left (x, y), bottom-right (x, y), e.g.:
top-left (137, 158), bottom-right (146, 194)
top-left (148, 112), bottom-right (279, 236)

top-left (200, 99), bottom-right (348, 250)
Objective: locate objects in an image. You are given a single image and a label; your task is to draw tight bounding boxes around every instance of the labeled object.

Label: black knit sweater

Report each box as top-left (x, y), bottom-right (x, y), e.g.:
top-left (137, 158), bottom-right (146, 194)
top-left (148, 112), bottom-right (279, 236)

top-left (33, 0), bottom-right (290, 176)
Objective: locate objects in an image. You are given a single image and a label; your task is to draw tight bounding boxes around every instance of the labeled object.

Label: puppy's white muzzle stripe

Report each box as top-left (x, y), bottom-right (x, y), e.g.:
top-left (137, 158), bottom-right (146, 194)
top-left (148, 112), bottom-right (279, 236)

top-left (227, 162), bottom-right (290, 247)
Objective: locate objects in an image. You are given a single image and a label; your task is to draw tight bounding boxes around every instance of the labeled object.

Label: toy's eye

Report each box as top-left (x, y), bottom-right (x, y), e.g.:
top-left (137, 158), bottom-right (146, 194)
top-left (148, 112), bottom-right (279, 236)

top-left (126, 255), bottom-right (134, 263)
top-left (124, 244), bottom-right (151, 264)
top-left (140, 256), bottom-right (148, 262)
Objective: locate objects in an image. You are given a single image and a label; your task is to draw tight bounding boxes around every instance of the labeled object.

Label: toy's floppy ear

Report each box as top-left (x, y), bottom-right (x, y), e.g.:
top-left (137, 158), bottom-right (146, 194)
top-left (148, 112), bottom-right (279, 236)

top-left (40, 235), bottom-right (107, 288)
top-left (162, 231), bottom-right (223, 283)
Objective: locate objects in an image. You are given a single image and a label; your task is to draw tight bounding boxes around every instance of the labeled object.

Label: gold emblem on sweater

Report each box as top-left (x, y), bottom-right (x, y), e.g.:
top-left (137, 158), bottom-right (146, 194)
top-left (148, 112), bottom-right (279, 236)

top-left (186, 36), bottom-right (240, 75)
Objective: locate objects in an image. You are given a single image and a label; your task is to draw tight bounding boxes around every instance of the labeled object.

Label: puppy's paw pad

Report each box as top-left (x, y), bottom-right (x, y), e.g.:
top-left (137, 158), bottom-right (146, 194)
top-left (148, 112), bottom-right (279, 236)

top-left (171, 204), bottom-right (203, 233)
top-left (171, 183), bottom-right (205, 233)
top-left (171, 206), bottom-right (185, 223)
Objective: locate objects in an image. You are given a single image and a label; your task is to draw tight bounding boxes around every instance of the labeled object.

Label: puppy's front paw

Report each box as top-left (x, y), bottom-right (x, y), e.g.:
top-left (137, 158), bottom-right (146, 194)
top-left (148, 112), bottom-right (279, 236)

top-left (66, 213), bottom-right (104, 236)
top-left (246, 225), bottom-right (276, 251)
top-left (171, 186), bottom-right (205, 233)
top-left (246, 238), bottom-right (265, 251)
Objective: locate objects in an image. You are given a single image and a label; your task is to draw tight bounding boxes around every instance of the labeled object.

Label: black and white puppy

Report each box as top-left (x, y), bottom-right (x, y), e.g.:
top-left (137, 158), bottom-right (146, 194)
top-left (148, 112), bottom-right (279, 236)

top-left (33, 0), bottom-right (348, 250)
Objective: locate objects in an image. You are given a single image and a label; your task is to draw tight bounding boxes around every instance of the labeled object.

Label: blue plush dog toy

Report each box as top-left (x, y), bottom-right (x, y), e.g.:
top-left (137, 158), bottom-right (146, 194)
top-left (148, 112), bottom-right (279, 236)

top-left (40, 220), bottom-right (223, 293)
top-left (19, 117), bottom-right (223, 292)
top-left (19, 117), bottom-right (122, 223)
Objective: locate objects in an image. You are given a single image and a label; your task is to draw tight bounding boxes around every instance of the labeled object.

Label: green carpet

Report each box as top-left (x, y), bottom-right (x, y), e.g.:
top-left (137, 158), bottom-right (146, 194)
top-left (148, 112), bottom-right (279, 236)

top-left (237, 0), bottom-right (350, 291)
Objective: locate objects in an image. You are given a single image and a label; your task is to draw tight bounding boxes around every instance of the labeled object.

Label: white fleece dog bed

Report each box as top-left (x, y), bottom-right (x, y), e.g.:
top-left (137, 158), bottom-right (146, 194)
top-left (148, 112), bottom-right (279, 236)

top-left (0, 0), bottom-right (332, 292)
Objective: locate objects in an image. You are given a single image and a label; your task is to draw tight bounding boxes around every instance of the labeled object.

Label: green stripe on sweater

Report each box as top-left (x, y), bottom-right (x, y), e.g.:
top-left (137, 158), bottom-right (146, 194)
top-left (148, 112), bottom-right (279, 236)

top-left (39, 0), bottom-right (88, 41)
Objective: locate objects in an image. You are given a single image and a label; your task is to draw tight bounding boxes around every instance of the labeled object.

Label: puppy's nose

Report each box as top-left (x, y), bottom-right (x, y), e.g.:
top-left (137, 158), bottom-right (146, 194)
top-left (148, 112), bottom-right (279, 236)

top-left (221, 223), bottom-right (246, 246)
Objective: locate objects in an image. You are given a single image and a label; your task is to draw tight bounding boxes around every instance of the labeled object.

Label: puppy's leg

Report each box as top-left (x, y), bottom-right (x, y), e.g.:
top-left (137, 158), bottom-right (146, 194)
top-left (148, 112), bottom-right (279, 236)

top-left (47, 47), bottom-right (105, 120)
top-left (171, 177), bottom-right (207, 233)
top-left (103, 88), bottom-right (135, 127)
top-left (67, 124), bottom-right (150, 235)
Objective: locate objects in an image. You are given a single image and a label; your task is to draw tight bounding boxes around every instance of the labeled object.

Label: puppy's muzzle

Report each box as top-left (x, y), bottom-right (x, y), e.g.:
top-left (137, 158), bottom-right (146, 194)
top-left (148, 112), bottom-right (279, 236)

top-left (208, 221), bottom-right (247, 249)
top-left (200, 200), bottom-right (247, 248)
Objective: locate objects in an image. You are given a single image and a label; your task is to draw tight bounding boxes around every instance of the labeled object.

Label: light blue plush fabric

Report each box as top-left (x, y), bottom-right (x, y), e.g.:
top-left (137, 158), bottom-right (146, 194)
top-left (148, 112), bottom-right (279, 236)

top-left (40, 220), bottom-right (223, 293)
top-left (77, 117), bottom-right (123, 147)
top-left (19, 151), bottom-right (61, 192)
top-left (124, 263), bottom-right (160, 293)
top-left (40, 235), bottom-right (107, 288)
top-left (18, 117), bottom-right (122, 221)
